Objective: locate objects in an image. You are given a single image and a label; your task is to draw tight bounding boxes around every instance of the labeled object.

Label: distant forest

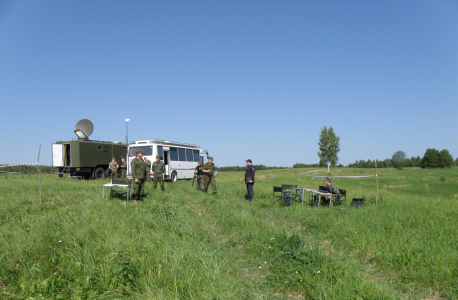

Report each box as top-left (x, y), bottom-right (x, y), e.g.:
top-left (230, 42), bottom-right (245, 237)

top-left (218, 165), bottom-right (290, 171)
top-left (2, 148), bottom-right (456, 174)
top-left (346, 157), bottom-right (420, 168)
top-left (0, 165), bottom-right (57, 173)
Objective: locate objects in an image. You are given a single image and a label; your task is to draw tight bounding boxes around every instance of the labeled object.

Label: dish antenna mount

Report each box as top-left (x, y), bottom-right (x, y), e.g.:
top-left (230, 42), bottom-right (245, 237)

top-left (74, 119), bottom-right (94, 140)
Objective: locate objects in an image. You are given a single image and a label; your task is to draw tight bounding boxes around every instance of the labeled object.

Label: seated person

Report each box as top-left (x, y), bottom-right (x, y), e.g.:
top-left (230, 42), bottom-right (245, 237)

top-left (320, 177), bottom-right (340, 206)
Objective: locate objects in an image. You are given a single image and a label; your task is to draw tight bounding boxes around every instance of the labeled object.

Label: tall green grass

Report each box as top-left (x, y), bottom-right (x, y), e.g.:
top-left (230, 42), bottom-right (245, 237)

top-left (0, 167), bottom-right (457, 299)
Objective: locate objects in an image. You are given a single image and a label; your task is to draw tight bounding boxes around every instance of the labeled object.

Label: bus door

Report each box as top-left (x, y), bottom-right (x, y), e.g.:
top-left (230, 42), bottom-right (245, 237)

top-left (127, 146), bottom-right (135, 175)
top-left (162, 146), bottom-right (170, 179)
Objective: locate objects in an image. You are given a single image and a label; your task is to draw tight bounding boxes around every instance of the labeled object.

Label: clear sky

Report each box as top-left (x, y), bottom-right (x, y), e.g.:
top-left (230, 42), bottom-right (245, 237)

top-left (1, 0), bottom-right (457, 167)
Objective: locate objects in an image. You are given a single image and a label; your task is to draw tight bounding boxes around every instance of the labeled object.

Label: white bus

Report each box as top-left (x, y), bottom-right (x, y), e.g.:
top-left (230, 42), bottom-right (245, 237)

top-left (127, 140), bottom-right (206, 182)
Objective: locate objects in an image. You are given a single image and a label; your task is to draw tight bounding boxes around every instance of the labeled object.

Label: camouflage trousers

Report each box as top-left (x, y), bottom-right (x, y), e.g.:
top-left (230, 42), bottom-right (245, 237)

top-left (196, 175), bottom-right (205, 191)
top-left (320, 195), bottom-right (339, 207)
top-left (132, 179), bottom-right (145, 200)
top-left (121, 170), bottom-right (126, 179)
top-left (153, 176), bottom-right (165, 191)
top-left (204, 175), bottom-right (217, 194)
top-left (110, 169), bottom-right (118, 179)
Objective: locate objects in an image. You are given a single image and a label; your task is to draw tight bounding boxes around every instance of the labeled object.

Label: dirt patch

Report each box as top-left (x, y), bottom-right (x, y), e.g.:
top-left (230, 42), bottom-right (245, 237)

top-left (320, 240), bottom-right (330, 247)
top-left (388, 184), bottom-right (410, 188)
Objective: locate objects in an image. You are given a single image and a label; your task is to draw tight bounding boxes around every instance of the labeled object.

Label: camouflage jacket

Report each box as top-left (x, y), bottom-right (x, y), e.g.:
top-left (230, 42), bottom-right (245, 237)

top-left (109, 161), bottom-right (118, 170)
top-left (145, 160), bottom-right (151, 175)
top-left (120, 161), bottom-right (126, 170)
top-left (327, 183), bottom-right (340, 197)
top-left (131, 157), bottom-right (146, 179)
top-left (152, 161), bottom-right (165, 178)
top-left (203, 162), bottom-right (216, 177)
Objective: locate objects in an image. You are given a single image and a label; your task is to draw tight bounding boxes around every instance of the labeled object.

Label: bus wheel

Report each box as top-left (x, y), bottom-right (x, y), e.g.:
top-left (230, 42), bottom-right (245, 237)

top-left (171, 171), bottom-right (177, 182)
top-left (94, 167), bottom-right (105, 179)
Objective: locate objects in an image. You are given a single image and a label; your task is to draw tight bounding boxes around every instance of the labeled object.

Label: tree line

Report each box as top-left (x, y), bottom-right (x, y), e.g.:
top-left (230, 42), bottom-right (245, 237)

top-left (0, 165), bottom-right (58, 173)
top-left (218, 165), bottom-right (289, 172)
top-left (346, 148), bottom-right (456, 169)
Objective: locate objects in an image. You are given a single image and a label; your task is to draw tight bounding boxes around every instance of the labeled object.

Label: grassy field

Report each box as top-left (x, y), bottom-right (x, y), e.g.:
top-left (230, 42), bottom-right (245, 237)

top-left (0, 167), bottom-right (457, 299)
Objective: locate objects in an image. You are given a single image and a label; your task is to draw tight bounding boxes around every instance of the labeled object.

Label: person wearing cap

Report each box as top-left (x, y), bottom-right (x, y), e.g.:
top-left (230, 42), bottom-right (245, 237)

top-left (108, 157), bottom-right (119, 179)
top-left (321, 177), bottom-right (340, 206)
top-left (152, 155), bottom-right (165, 191)
top-left (144, 157), bottom-right (152, 182)
top-left (131, 150), bottom-right (146, 201)
top-left (203, 156), bottom-right (217, 194)
top-left (244, 159), bottom-right (255, 201)
top-left (120, 157), bottom-right (127, 179)
top-left (194, 161), bottom-right (205, 191)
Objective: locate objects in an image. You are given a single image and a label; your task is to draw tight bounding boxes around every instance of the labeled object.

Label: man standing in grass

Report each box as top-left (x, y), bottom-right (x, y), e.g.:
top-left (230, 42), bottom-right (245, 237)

top-left (131, 150), bottom-right (146, 201)
top-left (120, 157), bottom-right (127, 179)
top-left (194, 161), bottom-right (205, 191)
top-left (203, 157), bottom-right (217, 195)
top-left (322, 177), bottom-right (340, 207)
top-left (144, 157), bottom-right (151, 182)
top-left (109, 157), bottom-right (119, 179)
top-left (152, 155), bottom-right (165, 191)
top-left (244, 159), bottom-right (255, 201)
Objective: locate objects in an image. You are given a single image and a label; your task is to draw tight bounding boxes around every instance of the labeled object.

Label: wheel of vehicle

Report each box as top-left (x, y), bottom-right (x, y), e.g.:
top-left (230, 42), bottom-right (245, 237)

top-left (106, 169), bottom-right (111, 178)
top-left (94, 167), bottom-right (105, 179)
top-left (171, 171), bottom-right (178, 182)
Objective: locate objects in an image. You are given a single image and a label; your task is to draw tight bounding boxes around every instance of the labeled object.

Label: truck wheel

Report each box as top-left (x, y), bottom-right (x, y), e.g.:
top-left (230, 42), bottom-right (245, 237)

top-left (171, 171), bottom-right (177, 182)
top-left (106, 169), bottom-right (111, 178)
top-left (94, 167), bottom-right (105, 179)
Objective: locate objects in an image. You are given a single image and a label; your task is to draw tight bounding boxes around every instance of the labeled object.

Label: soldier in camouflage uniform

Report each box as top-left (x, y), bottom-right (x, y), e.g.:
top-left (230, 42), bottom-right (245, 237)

top-left (194, 161), bottom-right (205, 191)
top-left (203, 157), bottom-right (217, 194)
top-left (120, 158), bottom-right (127, 179)
top-left (321, 177), bottom-right (340, 207)
top-left (131, 150), bottom-right (146, 201)
top-left (152, 155), bottom-right (165, 191)
top-left (108, 157), bottom-right (119, 179)
top-left (144, 157), bottom-right (152, 182)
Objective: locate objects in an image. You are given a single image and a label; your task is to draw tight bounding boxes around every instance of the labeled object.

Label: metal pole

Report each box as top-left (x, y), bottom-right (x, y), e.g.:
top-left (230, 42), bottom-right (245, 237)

top-left (375, 158), bottom-right (378, 205)
top-left (126, 120), bottom-right (129, 145)
top-left (37, 144), bottom-right (42, 204)
top-left (125, 119), bottom-right (130, 157)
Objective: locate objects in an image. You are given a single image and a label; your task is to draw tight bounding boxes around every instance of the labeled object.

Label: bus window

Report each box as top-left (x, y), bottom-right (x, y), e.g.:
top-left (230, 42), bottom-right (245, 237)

top-left (129, 146), bottom-right (153, 157)
top-left (186, 149), bottom-right (193, 161)
top-left (193, 150), bottom-right (199, 162)
top-left (170, 147), bottom-right (178, 161)
top-left (178, 148), bottom-right (186, 161)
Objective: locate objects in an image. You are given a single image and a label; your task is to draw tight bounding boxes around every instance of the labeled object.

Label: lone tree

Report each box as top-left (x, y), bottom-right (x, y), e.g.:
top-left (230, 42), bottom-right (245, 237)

top-left (317, 126), bottom-right (340, 167)
top-left (391, 151), bottom-right (407, 169)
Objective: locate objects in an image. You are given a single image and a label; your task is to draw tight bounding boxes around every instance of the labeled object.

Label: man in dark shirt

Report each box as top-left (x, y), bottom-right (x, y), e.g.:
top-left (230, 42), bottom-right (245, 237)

top-left (244, 159), bottom-right (255, 201)
top-left (194, 161), bottom-right (205, 191)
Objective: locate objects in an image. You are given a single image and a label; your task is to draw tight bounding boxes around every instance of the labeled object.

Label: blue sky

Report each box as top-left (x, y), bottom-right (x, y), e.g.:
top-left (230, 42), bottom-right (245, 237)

top-left (1, 0), bottom-right (457, 167)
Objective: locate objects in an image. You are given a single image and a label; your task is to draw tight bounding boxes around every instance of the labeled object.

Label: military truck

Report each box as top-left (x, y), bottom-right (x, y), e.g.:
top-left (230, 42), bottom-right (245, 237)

top-left (52, 119), bottom-right (127, 179)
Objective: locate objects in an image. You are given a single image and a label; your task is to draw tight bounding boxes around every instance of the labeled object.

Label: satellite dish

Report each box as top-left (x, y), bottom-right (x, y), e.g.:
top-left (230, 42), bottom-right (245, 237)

top-left (74, 119), bottom-right (94, 139)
